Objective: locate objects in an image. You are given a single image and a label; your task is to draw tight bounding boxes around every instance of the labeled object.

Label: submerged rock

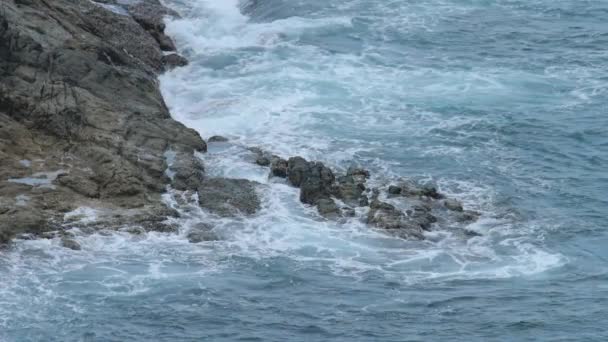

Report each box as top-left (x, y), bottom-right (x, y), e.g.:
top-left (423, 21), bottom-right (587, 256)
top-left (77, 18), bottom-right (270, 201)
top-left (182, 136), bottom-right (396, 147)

top-left (61, 238), bottom-right (81, 251)
top-left (187, 223), bottom-right (219, 243)
top-left (367, 200), bottom-right (424, 239)
top-left (444, 198), bottom-right (464, 212)
top-left (207, 135), bottom-right (229, 143)
top-left (197, 178), bottom-right (261, 217)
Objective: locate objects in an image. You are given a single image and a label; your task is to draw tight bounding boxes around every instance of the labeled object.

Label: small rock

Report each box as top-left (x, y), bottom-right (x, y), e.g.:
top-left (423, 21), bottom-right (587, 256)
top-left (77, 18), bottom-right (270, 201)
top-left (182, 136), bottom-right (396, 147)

top-left (444, 198), bottom-right (464, 212)
top-left (347, 166), bottom-right (370, 179)
top-left (256, 155), bottom-right (271, 167)
top-left (61, 238), bottom-right (81, 250)
top-left (208, 135), bottom-right (229, 143)
top-left (122, 226), bottom-right (146, 235)
top-left (455, 210), bottom-right (481, 223)
top-left (420, 185), bottom-right (444, 199)
top-left (270, 157), bottom-right (288, 178)
top-left (161, 53), bottom-right (188, 70)
top-left (388, 185), bottom-right (402, 195)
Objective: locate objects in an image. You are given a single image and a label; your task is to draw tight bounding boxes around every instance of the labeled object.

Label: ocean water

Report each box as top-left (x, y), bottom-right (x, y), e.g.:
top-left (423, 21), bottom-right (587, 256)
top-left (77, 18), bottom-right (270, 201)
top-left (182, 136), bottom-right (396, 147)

top-left (2, 0), bottom-right (608, 340)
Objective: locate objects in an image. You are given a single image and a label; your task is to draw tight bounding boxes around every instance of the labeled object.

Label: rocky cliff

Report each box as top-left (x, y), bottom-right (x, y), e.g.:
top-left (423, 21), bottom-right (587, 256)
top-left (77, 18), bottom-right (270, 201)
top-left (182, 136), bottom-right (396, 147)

top-left (0, 0), bottom-right (206, 242)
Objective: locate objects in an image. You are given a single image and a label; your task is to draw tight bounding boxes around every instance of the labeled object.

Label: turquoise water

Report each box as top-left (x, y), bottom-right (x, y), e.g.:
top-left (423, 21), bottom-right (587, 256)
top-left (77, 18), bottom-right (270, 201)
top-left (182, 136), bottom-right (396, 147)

top-left (2, 0), bottom-right (608, 340)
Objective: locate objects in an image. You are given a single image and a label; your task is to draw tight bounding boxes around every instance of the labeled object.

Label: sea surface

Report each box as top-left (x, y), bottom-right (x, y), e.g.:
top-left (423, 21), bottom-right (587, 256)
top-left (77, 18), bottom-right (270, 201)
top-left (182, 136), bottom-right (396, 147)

top-left (2, 0), bottom-right (608, 340)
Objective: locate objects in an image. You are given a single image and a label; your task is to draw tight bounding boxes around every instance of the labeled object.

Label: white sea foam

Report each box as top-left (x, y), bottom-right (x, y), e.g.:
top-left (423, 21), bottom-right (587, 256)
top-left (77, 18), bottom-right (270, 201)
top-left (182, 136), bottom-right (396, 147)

top-left (156, 0), bottom-right (567, 282)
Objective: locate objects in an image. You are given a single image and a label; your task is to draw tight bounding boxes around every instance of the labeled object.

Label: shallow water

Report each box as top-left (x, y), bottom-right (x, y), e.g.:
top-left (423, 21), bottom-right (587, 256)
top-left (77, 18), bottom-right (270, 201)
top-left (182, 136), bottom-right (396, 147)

top-left (2, 0), bottom-right (608, 340)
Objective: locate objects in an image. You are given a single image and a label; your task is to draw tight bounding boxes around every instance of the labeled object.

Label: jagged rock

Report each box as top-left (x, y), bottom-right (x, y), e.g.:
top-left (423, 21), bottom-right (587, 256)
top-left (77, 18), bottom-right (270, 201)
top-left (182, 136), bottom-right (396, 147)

top-left (444, 198), bottom-right (464, 212)
top-left (162, 54), bottom-right (188, 70)
top-left (127, 0), bottom-right (179, 51)
top-left (388, 185), bottom-right (402, 195)
top-left (61, 238), bottom-right (81, 251)
top-left (367, 200), bottom-right (424, 239)
top-left (270, 157), bottom-right (288, 178)
top-left (256, 155), bottom-right (271, 166)
top-left (420, 185), bottom-right (444, 199)
top-left (334, 175), bottom-right (366, 207)
top-left (409, 204), bottom-right (437, 230)
top-left (347, 166), bottom-right (370, 179)
top-left (298, 162), bottom-right (335, 205)
top-left (198, 178), bottom-right (261, 217)
top-left (287, 157), bottom-right (309, 187)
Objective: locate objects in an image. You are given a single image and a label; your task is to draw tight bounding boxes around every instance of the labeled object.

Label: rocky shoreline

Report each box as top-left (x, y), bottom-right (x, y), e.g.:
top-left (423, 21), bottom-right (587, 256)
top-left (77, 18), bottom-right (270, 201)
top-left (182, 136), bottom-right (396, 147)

top-left (0, 0), bottom-right (479, 247)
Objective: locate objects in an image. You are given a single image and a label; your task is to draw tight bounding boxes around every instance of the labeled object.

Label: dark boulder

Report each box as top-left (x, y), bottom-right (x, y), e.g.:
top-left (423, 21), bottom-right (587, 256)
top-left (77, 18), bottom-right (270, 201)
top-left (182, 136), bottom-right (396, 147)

top-left (287, 156), bottom-right (310, 187)
top-left (270, 157), bottom-right (288, 178)
top-left (298, 162), bottom-right (335, 205)
top-left (388, 185), bottom-right (402, 195)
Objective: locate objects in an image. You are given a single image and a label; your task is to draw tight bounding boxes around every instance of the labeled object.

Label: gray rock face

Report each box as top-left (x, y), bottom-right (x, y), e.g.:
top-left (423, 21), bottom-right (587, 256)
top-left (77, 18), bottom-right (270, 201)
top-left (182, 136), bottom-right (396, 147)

top-left (197, 178), bottom-right (261, 217)
top-left (0, 0), bottom-right (205, 241)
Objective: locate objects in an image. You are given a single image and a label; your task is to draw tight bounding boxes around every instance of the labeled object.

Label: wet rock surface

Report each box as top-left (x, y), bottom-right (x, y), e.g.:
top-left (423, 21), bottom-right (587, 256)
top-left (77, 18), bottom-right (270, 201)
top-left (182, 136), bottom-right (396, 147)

top-left (197, 178), bottom-right (262, 217)
top-left (0, 0), bottom-right (202, 243)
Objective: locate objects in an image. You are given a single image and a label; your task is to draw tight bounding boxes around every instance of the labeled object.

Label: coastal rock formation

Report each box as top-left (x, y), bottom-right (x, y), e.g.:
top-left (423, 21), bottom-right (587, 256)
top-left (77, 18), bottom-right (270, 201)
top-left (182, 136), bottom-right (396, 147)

top-left (0, 0), bottom-right (203, 243)
top-left (250, 147), bottom-right (479, 239)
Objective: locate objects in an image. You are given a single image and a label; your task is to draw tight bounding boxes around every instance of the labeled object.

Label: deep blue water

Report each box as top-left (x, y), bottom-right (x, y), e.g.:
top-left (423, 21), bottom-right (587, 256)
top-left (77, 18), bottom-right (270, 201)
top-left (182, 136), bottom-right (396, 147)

top-left (1, 0), bottom-right (608, 340)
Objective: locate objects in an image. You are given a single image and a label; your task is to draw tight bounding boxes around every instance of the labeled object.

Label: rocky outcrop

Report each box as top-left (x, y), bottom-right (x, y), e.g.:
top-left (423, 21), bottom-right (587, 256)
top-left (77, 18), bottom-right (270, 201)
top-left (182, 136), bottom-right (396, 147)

top-left (0, 0), bottom-right (204, 243)
top-left (249, 147), bottom-right (480, 240)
